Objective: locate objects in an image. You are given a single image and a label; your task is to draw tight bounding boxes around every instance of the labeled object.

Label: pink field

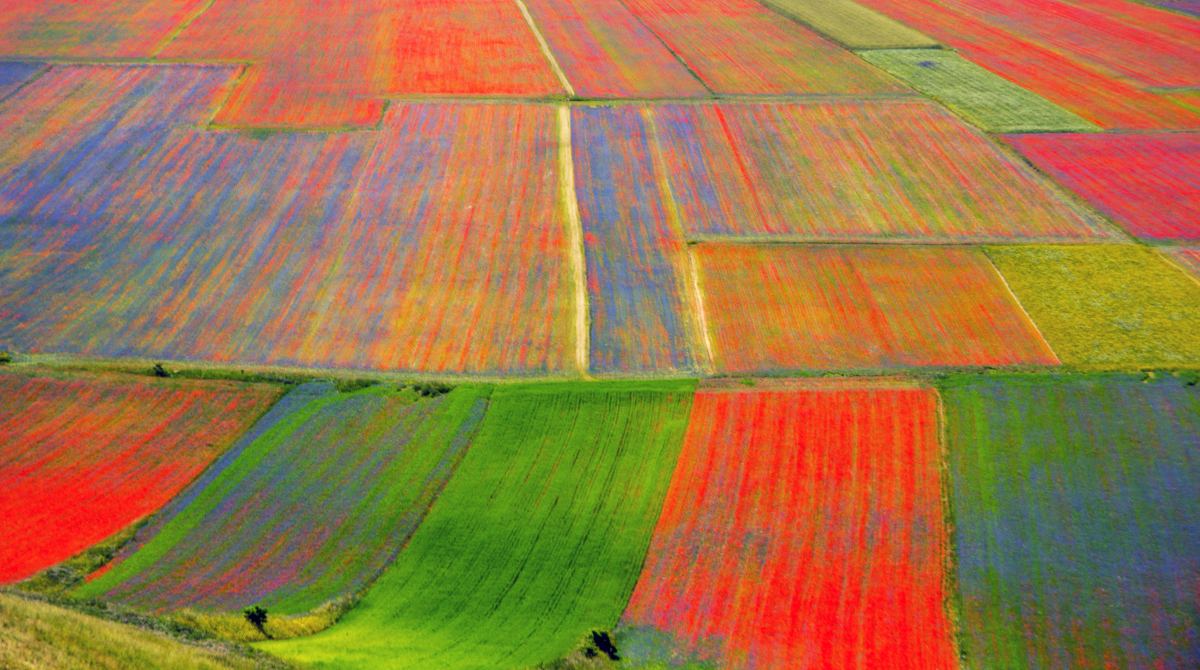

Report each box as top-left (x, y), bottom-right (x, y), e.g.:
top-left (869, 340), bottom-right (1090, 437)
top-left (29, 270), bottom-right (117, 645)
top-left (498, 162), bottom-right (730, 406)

top-left (624, 383), bottom-right (956, 669)
top-left (521, 0), bottom-right (707, 98)
top-left (644, 101), bottom-right (1106, 240)
top-left (1004, 133), bottom-right (1200, 241)
top-left (0, 372), bottom-right (278, 584)
top-left (694, 245), bottom-right (1059, 372)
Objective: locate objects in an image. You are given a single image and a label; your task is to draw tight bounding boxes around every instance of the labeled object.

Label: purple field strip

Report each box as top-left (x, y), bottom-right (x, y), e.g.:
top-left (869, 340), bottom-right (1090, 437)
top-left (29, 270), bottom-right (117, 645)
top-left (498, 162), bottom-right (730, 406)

top-left (87, 386), bottom-right (490, 614)
top-left (0, 61), bottom-right (43, 100)
top-left (521, 0), bottom-right (708, 98)
top-left (0, 64), bottom-right (574, 374)
top-left (571, 107), bottom-right (699, 374)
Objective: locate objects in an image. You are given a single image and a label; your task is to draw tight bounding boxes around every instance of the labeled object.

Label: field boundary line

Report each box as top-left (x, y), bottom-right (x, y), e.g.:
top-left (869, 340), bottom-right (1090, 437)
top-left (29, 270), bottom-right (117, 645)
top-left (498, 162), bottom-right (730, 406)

top-left (558, 105), bottom-right (589, 375)
top-left (151, 0), bottom-right (216, 57)
top-left (0, 62), bottom-right (50, 104)
top-left (515, 0), bottom-right (575, 97)
top-left (980, 249), bottom-right (1063, 365)
top-left (643, 110), bottom-right (716, 373)
top-left (611, 0), bottom-right (714, 95)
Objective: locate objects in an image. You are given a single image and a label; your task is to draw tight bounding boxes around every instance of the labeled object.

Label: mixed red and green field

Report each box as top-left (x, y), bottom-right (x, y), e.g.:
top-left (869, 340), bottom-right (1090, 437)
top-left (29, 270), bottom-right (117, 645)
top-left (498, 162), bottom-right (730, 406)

top-left (1, 0), bottom-right (1197, 668)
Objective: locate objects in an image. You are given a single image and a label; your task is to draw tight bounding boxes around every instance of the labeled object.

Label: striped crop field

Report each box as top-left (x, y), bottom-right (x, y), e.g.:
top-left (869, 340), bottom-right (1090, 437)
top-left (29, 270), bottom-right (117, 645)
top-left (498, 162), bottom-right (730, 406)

top-left (79, 384), bottom-right (490, 615)
top-left (0, 0), bottom-right (205, 58)
top-left (162, 0), bottom-right (561, 128)
top-left (1004, 133), bottom-right (1199, 241)
top-left (694, 244), bottom-right (1059, 372)
top-left (986, 245), bottom-right (1200, 368)
top-left (1150, 0), bottom-right (1200, 16)
top-left (855, 0), bottom-right (1200, 129)
top-left (622, 382), bottom-right (956, 670)
top-left (0, 66), bottom-right (575, 374)
top-left (259, 381), bottom-right (695, 669)
top-left (941, 374), bottom-right (1200, 669)
top-left (520, 0), bottom-right (707, 98)
top-left (586, 101), bottom-right (1106, 241)
top-left (0, 370), bottom-right (279, 584)
top-left (755, 0), bottom-right (937, 48)
top-left (571, 106), bottom-right (705, 375)
top-left (860, 50), bottom-right (1098, 133)
top-left (617, 0), bottom-right (905, 95)
top-left (930, 0), bottom-right (1200, 88)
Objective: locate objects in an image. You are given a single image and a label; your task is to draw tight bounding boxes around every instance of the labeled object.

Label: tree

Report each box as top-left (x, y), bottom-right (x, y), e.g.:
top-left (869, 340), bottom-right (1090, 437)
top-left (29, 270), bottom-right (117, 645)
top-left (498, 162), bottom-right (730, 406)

top-left (243, 605), bottom-right (270, 638)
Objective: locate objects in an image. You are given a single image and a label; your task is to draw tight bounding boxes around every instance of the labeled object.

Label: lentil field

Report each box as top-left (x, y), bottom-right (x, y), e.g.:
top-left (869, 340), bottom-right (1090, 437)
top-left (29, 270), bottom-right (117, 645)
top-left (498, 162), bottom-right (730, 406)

top-left (0, 0), bottom-right (1197, 667)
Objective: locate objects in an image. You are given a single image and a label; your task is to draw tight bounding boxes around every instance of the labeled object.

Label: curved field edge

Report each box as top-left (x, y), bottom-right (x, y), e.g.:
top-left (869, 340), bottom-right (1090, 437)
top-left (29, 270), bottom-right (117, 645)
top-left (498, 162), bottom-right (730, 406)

top-left (258, 381), bottom-right (697, 669)
top-left (78, 383), bottom-right (492, 619)
top-left (0, 591), bottom-right (287, 670)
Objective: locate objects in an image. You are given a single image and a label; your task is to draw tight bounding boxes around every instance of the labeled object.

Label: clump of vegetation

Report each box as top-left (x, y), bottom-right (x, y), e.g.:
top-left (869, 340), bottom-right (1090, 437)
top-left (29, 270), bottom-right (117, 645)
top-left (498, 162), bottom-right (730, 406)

top-left (333, 378), bottom-right (378, 393)
top-left (589, 630), bottom-right (620, 660)
top-left (152, 362), bottom-right (170, 378)
top-left (411, 381), bottom-right (453, 397)
top-left (0, 350), bottom-right (12, 364)
top-left (243, 606), bottom-right (269, 639)
top-left (176, 596), bottom-right (355, 642)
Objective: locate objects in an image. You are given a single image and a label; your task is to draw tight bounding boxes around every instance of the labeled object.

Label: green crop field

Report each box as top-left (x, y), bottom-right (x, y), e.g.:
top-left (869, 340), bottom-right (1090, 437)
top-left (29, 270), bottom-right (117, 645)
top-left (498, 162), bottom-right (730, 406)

top-left (259, 381), bottom-right (696, 669)
top-left (758, 0), bottom-right (937, 48)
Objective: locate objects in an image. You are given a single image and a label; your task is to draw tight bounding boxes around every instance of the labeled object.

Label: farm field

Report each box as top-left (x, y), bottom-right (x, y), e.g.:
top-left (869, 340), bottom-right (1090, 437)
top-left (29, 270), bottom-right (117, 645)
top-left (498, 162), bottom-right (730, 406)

top-left (1, 0), bottom-right (1199, 668)
top-left (622, 382), bottom-right (956, 669)
top-left (0, 370), bottom-right (278, 584)
top-left (260, 382), bottom-right (695, 669)
top-left (941, 374), bottom-right (1200, 669)
top-left (78, 384), bottom-right (489, 615)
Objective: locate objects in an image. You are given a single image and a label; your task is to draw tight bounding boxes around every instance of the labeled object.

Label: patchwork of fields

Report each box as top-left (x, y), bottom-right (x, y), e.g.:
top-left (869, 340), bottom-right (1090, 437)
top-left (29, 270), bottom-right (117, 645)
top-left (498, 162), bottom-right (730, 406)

top-left (0, 0), bottom-right (1197, 668)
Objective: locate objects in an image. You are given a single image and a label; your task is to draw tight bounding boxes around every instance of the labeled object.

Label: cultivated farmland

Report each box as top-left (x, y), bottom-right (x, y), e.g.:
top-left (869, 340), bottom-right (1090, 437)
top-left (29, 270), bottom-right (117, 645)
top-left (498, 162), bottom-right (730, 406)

top-left (0, 370), bottom-right (278, 584)
top-left (79, 384), bottom-right (490, 615)
top-left (755, 0), bottom-right (937, 48)
top-left (260, 382), bottom-right (695, 669)
top-left (1003, 133), bottom-right (1199, 241)
top-left (986, 245), bottom-right (1200, 367)
top-left (941, 374), bottom-right (1200, 669)
top-left (694, 244), bottom-right (1059, 372)
top-left (576, 102), bottom-right (1106, 241)
top-left (860, 50), bottom-right (1098, 133)
top-left (623, 382), bottom-right (956, 669)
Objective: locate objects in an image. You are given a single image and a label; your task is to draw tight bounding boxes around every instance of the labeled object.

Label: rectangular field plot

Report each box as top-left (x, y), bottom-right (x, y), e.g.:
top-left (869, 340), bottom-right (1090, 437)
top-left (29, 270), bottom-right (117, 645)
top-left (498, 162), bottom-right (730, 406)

top-left (756, 0), bottom-right (937, 48)
top-left (855, 0), bottom-right (1200, 129)
top-left (161, 0), bottom-right (561, 128)
top-left (986, 245), bottom-right (1200, 368)
top-left (622, 384), bottom-right (956, 670)
top-left (571, 107), bottom-right (705, 374)
top-left (0, 371), bottom-right (279, 584)
top-left (0, 69), bottom-right (575, 375)
top-left (860, 50), bottom-right (1097, 133)
top-left (695, 245), bottom-right (1058, 372)
top-left (941, 375), bottom-right (1200, 669)
top-left (592, 102), bottom-right (1106, 241)
top-left (260, 382), bottom-right (695, 670)
top-left (618, 0), bottom-right (905, 95)
top-left (79, 384), bottom-right (489, 615)
top-left (1004, 133), bottom-right (1200, 241)
top-left (0, 0), bottom-right (205, 58)
top-left (521, 0), bottom-right (707, 98)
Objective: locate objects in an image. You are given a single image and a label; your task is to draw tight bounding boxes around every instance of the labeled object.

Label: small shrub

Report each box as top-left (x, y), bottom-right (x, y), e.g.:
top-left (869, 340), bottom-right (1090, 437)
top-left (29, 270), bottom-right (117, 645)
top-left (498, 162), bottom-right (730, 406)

top-left (591, 630), bottom-right (619, 661)
top-left (152, 363), bottom-right (170, 378)
top-left (411, 381), bottom-right (453, 397)
top-left (243, 605), bottom-right (270, 639)
top-left (0, 350), bottom-right (12, 364)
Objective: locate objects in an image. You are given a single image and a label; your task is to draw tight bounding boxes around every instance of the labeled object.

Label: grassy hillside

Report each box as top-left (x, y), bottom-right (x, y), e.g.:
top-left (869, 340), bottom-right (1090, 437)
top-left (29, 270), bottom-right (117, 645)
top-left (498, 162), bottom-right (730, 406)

top-left (0, 593), bottom-right (278, 670)
top-left (260, 381), bottom-right (696, 669)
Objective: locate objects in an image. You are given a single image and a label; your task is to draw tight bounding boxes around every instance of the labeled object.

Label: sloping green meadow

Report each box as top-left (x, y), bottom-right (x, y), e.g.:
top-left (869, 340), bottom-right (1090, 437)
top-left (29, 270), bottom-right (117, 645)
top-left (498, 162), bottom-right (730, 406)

top-left (758, 0), bottom-right (937, 48)
top-left (860, 50), bottom-right (1097, 132)
top-left (987, 245), bottom-right (1200, 368)
top-left (259, 381), bottom-right (696, 669)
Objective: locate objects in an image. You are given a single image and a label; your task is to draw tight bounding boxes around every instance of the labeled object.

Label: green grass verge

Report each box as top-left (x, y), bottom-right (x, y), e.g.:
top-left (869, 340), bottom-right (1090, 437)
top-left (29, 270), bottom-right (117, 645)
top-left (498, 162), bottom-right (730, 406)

top-left (860, 50), bottom-right (1098, 132)
top-left (757, 0), bottom-right (937, 48)
top-left (258, 381), bottom-right (696, 669)
top-left (986, 245), bottom-right (1200, 368)
top-left (0, 592), bottom-right (284, 669)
